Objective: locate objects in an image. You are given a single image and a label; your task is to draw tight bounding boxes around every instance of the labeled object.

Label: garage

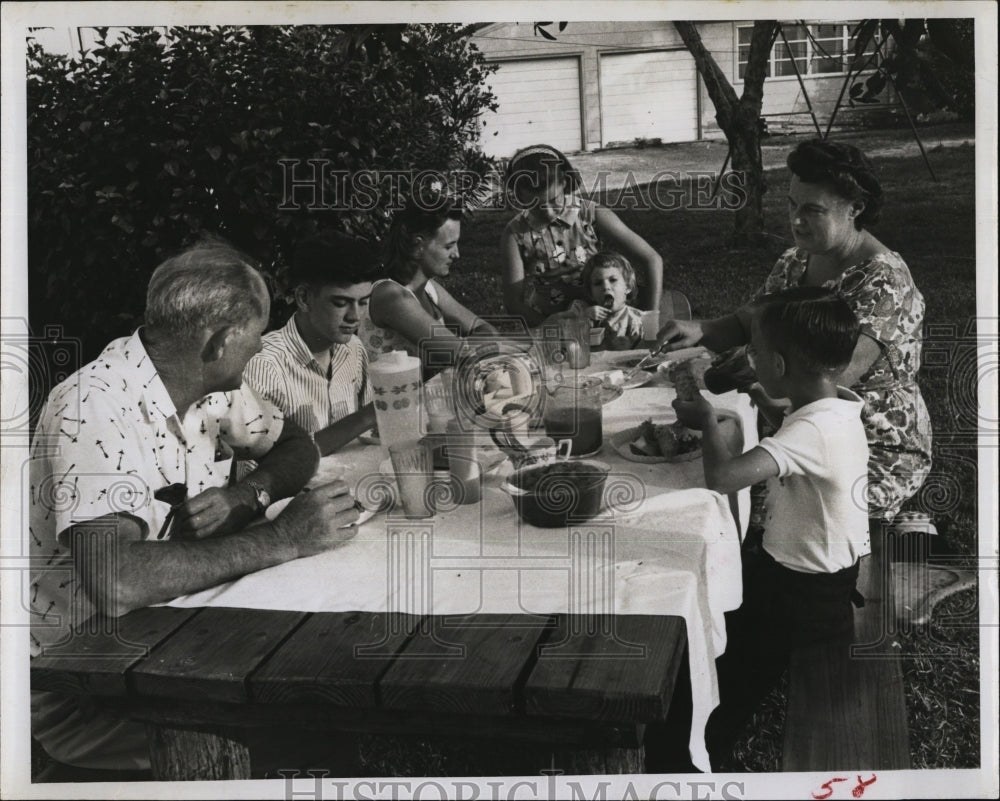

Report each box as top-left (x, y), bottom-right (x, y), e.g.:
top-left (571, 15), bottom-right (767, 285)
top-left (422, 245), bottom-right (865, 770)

top-left (479, 57), bottom-right (583, 159)
top-left (599, 50), bottom-right (699, 147)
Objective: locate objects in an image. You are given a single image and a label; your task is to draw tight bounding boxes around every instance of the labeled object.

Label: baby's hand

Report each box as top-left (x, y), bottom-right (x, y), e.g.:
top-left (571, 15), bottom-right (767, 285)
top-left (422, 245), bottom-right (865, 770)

top-left (672, 393), bottom-right (716, 430)
top-left (587, 305), bottom-right (610, 322)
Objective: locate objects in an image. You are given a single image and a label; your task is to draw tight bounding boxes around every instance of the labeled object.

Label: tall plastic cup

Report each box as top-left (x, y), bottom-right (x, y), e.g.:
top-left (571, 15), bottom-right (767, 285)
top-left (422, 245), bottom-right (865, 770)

top-left (388, 439), bottom-right (435, 519)
top-left (369, 350), bottom-right (422, 455)
top-left (444, 419), bottom-right (481, 505)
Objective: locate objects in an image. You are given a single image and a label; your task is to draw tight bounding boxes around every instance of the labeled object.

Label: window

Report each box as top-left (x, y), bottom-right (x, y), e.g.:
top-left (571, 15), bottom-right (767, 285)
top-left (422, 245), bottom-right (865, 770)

top-left (737, 21), bottom-right (879, 80)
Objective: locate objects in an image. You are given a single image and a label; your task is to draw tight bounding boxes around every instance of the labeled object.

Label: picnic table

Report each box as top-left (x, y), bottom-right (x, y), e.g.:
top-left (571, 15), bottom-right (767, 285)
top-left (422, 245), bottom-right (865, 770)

top-left (31, 350), bottom-right (756, 779)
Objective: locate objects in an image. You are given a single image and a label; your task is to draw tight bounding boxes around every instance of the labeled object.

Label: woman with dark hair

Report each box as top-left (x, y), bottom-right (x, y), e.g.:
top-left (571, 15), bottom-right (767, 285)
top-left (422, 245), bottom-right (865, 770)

top-left (359, 191), bottom-right (498, 368)
top-left (658, 138), bottom-right (932, 526)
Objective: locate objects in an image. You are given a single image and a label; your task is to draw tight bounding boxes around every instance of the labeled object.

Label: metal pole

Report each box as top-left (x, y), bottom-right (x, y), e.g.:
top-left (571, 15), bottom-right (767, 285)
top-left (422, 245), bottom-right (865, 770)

top-left (780, 25), bottom-right (823, 137)
top-left (871, 36), bottom-right (939, 182)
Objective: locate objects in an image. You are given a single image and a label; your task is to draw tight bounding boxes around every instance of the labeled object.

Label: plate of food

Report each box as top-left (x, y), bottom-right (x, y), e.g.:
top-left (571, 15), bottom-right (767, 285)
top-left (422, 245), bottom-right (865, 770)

top-left (590, 368), bottom-right (653, 393)
top-left (609, 411), bottom-right (740, 464)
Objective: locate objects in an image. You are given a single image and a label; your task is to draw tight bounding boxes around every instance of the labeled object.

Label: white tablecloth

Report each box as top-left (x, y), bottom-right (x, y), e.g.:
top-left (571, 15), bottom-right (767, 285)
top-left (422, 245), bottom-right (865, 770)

top-left (168, 352), bottom-right (757, 772)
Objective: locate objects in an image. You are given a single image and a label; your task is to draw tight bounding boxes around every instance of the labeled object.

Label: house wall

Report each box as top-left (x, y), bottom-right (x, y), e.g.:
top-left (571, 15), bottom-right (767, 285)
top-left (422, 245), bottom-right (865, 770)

top-left (473, 21), bottom-right (694, 152)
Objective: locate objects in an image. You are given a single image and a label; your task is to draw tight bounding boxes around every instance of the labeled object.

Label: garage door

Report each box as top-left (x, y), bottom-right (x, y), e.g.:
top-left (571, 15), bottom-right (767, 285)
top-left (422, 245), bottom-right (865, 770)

top-left (599, 50), bottom-right (698, 147)
top-left (479, 57), bottom-right (583, 159)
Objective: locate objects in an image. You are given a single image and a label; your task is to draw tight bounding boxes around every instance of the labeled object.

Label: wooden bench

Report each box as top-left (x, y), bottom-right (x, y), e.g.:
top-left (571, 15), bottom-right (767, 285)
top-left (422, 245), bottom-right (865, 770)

top-left (782, 527), bottom-right (911, 770)
top-left (32, 608), bottom-right (689, 779)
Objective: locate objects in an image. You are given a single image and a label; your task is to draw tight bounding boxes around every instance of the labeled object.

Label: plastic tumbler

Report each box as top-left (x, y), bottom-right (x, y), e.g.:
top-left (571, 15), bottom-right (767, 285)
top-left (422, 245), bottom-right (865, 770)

top-left (444, 420), bottom-right (481, 505)
top-left (641, 310), bottom-right (661, 344)
top-left (369, 350), bottom-right (423, 454)
top-left (388, 439), bottom-right (434, 518)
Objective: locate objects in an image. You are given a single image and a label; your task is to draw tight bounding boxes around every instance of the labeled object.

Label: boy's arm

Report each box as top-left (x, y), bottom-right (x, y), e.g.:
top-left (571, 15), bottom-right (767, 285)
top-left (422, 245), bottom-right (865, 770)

top-left (743, 383), bottom-right (791, 429)
top-left (313, 403), bottom-right (377, 456)
top-left (699, 415), bottom-right (780, 494)
top-left (674, 394), bottom-right (780, 495)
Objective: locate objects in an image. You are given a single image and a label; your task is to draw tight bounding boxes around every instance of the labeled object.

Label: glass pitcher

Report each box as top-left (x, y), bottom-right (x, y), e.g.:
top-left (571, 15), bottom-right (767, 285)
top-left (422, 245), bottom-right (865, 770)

top-left (541, 376), bottom-right (604, 458)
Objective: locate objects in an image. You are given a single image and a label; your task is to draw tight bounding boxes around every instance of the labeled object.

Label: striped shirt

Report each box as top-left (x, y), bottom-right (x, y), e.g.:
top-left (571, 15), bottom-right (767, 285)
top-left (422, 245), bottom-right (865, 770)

top-left (243, 314), bottom-right (371, 437)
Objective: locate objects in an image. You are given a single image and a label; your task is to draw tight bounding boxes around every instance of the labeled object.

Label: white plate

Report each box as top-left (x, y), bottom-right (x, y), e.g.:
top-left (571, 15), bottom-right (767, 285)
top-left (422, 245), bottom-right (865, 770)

top-left (590, 369), bottom-right (653, 392)
top-left (609, 426), bottom-right (702, 464)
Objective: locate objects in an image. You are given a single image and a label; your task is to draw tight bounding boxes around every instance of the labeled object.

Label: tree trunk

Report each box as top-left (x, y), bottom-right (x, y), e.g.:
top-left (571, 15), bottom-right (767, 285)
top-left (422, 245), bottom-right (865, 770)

top-left (675, 21), bottom-right (779, 246)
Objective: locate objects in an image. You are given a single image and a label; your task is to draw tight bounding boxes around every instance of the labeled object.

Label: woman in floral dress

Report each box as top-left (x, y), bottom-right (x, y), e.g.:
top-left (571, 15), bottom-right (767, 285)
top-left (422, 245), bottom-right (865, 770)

top-left (658, 139), bottom-right (932, 524)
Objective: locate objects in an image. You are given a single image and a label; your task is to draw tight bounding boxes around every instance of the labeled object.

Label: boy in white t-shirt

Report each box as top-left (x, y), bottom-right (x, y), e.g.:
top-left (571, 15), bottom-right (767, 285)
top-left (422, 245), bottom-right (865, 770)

top-left (672, 286), bottom-right (869, 769)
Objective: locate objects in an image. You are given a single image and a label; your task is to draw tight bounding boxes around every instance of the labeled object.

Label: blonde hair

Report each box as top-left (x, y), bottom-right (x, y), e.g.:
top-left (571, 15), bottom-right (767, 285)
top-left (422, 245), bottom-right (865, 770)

top-left (581, 251), bottom-right (636, 301)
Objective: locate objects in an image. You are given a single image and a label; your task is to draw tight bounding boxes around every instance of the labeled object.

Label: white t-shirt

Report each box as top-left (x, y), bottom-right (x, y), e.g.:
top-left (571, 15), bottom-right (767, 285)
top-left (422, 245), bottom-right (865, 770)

top-left (756, 387), bottom-right (871, 574)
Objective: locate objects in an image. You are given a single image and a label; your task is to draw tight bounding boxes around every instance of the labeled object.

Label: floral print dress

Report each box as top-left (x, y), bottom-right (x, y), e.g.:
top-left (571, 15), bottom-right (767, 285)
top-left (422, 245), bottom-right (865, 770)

top-left (507, 195), bottom-right (601, 317)
top-left (757, 247), bottom-right (933, 521)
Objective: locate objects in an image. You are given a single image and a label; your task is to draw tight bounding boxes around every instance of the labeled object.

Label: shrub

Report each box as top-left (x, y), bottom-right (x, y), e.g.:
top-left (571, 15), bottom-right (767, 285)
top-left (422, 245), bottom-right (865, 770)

top-left (27, 25), bottom-right (497, 367)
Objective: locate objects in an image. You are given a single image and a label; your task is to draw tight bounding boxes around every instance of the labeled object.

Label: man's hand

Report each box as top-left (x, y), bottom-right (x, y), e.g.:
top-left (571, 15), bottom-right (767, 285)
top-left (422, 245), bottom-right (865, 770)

top-left (270, 480), bottom-right (360, 559)
top-left (655, 319), bottom-right (703, 353)
top-left (172, 485), bottom-right (256, 539)
top-left (672, 392), bottom-right (716, 431)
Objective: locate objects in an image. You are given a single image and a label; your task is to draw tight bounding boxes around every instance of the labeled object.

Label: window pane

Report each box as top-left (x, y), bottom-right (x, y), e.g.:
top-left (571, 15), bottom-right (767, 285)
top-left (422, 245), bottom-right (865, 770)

top-left (774, 57), bottom-right (801, 77)
top-left (738, 25), bottom-right (754, 45)
top-left (815, 23), bottom-right (841, 39)
top-left (783, 23), bottom-right (807, 40)
top-left (811, 32), bottom-right (844, 73)
top-left (813, 54), bottom-right (843, 74)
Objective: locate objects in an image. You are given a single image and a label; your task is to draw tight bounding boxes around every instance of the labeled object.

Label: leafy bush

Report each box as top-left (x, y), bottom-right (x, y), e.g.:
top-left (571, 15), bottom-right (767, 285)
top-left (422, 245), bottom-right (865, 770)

top-left (27, 24), bottom-right (497, 364)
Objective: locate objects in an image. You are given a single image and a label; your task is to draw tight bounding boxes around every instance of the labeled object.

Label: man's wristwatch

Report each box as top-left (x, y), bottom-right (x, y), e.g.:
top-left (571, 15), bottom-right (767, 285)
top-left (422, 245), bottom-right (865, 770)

top-left (244, 480), bottom-right (271, 513)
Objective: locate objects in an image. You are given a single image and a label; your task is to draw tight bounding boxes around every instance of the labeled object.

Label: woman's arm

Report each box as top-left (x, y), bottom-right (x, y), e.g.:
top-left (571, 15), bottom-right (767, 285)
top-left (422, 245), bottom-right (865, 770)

top-left (500, 227), bottom-right (545, 327)
top-left (655, 307), bottom-right (753, 354)
top-left (594, 205), bottom-right (663, 310)
top-left (368, 280), bottom-right (479, 368)
top-left (432, 281), bottom-right (498, 337)
top-left (839, 333), bottom-right (882, 388)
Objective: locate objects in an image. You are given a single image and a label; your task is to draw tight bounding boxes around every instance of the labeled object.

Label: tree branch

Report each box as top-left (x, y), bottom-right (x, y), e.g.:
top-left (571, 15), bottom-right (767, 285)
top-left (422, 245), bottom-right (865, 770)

top-left (673, 21), bottom-right (739, 129)
top-left (740, 21), bottom-right (780, 111)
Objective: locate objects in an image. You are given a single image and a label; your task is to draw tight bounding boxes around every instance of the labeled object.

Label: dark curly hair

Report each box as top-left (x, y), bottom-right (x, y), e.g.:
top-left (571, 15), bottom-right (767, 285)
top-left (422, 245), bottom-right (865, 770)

top-left (290, 231), bottom-right (382, 289)
top-left (383, 189), bottom-right (464, 283)
top-left (787, 139), bottom-right (883, 229)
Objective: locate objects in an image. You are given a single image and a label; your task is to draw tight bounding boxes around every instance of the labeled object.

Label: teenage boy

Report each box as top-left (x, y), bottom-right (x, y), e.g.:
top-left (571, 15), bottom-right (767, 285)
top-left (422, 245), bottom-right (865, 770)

top-left (244, 232), bottom-right (381, 455)
top-left (672, 286), bottom-right (870, 770)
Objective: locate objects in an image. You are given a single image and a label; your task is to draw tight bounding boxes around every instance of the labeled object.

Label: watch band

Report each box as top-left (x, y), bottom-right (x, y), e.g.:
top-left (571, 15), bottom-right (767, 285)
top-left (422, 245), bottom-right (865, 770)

top-left (244, 480), bottom-right (271, 512)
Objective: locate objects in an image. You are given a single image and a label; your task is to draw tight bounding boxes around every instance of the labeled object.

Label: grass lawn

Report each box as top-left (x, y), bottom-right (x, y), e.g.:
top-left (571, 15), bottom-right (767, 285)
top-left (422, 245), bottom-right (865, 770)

top-left (427, 139), bottom-right (981, 772)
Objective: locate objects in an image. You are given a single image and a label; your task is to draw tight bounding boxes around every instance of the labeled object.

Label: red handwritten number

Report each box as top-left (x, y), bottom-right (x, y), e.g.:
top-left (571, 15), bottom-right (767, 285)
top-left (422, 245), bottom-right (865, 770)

top-left (812, 778), bottom-right (848, 800)
top-left (852, 774), bottom-right (877, 798)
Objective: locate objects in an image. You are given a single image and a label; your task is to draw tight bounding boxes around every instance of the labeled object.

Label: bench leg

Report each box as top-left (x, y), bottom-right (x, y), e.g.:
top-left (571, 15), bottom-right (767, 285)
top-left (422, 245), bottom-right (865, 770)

top-left (146, 723), bottom-right (251, 780)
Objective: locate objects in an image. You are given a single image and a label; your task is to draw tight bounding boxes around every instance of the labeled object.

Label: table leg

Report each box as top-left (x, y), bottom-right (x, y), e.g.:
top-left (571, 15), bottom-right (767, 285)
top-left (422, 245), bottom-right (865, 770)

top-left (146, 723), bottom-right (251, 780)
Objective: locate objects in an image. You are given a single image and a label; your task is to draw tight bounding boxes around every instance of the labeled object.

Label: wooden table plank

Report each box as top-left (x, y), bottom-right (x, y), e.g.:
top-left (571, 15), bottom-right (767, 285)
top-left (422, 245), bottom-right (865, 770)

top-left (31, 607), bottom-right (200, 697)
top-left (525, 615), bottom-right (687, 723)
top-left (251, 612), bottom-right (419, 706)
top-left (101, 694), bottom-right (643, 749)
top-left (378, 614), bottom-right (554, 716)
top-left (129, 607), bottom-right (306, 703)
